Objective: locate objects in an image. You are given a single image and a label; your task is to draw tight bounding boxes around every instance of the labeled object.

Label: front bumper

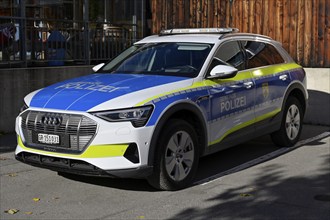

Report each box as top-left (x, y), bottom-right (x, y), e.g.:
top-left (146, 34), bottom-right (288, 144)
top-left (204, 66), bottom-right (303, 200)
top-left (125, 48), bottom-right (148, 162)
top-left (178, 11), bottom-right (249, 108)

top-left (15, 108), bottom-right (155, 178)
top-left (15, 151), bottom-right (153, 178)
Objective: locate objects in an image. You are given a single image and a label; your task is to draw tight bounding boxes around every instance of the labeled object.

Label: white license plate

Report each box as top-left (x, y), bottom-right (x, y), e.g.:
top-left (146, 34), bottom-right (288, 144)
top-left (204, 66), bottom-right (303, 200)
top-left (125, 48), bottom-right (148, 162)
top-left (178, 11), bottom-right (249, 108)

top-left (38, 133), bottom-right (60, 145)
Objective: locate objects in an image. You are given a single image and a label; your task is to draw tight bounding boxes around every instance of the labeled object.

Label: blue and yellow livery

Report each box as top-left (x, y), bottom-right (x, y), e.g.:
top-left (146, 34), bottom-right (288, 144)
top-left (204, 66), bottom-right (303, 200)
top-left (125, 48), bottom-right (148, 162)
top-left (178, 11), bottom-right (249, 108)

top-left (15, 28), bottom-right (308, 190)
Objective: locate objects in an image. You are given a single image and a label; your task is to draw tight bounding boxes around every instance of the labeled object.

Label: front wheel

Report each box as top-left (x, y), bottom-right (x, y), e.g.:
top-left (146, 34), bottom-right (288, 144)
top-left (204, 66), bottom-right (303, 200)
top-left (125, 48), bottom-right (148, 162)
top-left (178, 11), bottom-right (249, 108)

top-left (271, 96), bottom-right (303, 147)
top-left (147, 119), bottom-right (199, 191)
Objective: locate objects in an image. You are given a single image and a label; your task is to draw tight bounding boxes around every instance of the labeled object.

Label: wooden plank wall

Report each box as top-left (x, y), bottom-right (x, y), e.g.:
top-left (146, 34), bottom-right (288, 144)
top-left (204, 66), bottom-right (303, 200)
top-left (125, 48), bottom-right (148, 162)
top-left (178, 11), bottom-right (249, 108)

top-left (151, 0), bottom-right (330, 68)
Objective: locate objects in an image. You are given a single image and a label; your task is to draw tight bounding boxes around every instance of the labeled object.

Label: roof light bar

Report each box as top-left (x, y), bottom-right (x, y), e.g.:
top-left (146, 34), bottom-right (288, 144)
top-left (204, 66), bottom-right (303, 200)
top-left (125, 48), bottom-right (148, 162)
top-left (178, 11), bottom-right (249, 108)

top-left (159, 28), bottom-right (239, 35)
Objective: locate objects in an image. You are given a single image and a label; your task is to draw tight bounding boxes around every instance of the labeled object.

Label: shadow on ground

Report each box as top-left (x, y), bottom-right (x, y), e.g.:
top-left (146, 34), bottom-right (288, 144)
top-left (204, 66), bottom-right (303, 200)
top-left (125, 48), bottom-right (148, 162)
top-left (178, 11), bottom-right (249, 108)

top-left (58, 172), bottom-right (156, 192)
top-left (171, 155), bottom-right (330, 219)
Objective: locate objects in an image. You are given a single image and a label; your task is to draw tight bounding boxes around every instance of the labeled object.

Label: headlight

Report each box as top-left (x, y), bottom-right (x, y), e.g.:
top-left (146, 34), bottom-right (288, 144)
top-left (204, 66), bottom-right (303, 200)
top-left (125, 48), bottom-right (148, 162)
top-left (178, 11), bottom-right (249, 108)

top-left (91, 106), bottom-right (153, 127)
top-left (20, 102), bottom-right (28, 113)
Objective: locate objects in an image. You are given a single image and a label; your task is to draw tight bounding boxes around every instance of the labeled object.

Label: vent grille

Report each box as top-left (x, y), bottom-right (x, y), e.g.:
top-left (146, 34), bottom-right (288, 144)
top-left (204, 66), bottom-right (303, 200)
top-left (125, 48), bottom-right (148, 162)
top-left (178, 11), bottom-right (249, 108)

top-left (20, 110), bottom-right (97, 154)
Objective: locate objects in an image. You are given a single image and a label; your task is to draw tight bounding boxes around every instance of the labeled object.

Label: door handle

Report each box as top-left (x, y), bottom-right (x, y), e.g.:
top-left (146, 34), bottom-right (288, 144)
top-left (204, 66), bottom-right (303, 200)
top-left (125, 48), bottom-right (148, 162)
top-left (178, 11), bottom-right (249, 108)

top-left (279, 74), bottom-right (288, 81)
top-left (244, 81), bottom-right (254, 89)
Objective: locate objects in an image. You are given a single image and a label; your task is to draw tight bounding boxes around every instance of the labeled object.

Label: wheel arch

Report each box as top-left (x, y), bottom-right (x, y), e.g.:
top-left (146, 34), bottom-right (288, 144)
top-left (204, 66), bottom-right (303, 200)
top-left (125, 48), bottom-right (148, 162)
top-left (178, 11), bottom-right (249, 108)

top-left (283, 82), bottom-right (308, 116)
top-left (147, 102), bottom-right (208, 167)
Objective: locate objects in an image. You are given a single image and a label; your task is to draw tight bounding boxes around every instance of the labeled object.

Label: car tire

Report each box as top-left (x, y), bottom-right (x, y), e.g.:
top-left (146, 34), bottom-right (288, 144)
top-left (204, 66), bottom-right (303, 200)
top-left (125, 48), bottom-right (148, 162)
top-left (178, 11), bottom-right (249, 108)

top-left (271, 96), bottom-right (303, 147)
top-left (147, 119), bottom-right (199, 191)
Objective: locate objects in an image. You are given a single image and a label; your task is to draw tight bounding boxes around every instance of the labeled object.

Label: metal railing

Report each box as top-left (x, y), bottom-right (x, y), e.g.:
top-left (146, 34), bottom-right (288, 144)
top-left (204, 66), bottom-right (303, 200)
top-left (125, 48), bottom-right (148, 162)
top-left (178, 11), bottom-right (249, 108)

top-left (0, 16), bottom-right (136, 68)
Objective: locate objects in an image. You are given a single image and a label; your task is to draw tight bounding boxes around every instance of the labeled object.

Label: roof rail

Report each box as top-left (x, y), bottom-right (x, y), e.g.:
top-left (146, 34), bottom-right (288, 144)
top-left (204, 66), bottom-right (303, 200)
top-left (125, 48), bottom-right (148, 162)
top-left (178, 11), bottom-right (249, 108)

top-left (220, 33), bottom-right (273, 40)
top-left (159, 28), bottom-right (239, 35)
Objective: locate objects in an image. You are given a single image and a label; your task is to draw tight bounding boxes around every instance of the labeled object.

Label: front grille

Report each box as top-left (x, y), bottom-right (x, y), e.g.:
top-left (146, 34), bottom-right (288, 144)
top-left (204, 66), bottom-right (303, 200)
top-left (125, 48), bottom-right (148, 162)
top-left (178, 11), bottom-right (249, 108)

top-left (20, 110), bottom-right (97, 154)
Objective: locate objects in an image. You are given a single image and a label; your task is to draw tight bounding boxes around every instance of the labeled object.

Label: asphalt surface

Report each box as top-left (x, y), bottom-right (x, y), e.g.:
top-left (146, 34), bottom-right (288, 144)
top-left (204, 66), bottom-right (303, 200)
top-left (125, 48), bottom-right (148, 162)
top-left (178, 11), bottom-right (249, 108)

top-left (0, 124), bottom-right (329, 219)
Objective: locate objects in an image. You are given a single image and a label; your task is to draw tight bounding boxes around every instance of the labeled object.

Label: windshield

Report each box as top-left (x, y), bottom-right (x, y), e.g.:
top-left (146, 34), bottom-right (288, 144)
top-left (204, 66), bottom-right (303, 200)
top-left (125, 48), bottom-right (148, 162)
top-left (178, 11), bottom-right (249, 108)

top-left (99, 42), bottom-right (213, 77)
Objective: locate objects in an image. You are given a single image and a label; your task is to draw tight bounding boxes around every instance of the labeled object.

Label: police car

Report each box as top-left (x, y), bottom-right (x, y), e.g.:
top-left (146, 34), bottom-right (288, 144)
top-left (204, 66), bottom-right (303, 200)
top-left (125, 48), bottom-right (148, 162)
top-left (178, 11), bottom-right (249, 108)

top-left (15, 28), bottom-right (308, 190)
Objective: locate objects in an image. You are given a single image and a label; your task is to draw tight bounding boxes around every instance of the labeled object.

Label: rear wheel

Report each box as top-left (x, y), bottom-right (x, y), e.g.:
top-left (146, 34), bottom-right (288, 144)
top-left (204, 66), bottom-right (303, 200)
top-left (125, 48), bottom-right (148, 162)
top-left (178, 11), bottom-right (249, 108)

top-left (271, 96), bottom-right (303, 147)
top-left (147, 119), bottom-right (199, 190)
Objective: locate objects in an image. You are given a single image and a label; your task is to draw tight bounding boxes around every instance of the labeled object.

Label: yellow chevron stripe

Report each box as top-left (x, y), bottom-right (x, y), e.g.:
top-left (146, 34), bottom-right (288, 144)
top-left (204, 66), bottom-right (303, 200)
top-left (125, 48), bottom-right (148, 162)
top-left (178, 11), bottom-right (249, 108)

top-left (136, 63), bottom-right (300, 106)
top-left (209, 108), bottom-right (281, 146)
top-left (17, 136), bottom-right (128, 158)
top-left (251, 63), bottom-right (301, 77)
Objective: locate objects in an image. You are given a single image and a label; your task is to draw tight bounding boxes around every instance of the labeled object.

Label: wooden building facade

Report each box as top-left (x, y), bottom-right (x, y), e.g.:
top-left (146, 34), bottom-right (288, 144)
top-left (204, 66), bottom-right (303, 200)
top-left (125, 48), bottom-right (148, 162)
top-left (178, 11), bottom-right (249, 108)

top-left (151, 0), bottom-right (330, 68)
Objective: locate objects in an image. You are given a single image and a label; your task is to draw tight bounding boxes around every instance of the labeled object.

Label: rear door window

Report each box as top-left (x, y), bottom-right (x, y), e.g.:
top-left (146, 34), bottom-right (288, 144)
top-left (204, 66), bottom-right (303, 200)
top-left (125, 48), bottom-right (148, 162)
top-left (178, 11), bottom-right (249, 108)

top-left (241, 41), bottom-right (285, 69)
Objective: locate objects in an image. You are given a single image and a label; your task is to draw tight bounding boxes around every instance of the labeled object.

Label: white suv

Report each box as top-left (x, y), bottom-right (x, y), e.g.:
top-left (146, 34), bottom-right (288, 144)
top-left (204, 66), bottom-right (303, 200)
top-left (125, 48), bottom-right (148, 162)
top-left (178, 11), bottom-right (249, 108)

top-left (16, 28), bottom-right (308, 190)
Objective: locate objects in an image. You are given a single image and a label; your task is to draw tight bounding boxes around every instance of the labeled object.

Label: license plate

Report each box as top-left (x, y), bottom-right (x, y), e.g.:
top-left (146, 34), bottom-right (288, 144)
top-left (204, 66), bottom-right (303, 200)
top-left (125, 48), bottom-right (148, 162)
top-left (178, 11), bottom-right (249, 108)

top-left (38, 133), bottom-right (60, 145)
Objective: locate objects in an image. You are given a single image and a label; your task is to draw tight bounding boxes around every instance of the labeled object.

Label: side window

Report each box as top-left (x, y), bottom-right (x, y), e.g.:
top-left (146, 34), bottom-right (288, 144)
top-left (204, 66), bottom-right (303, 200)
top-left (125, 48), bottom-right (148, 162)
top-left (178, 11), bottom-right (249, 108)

top-left (271, 45), bottom-right (286, 64)
top-left (214, 41), bottom-right (245, 71)
top-left (241, 41), bottom-right (285, 69)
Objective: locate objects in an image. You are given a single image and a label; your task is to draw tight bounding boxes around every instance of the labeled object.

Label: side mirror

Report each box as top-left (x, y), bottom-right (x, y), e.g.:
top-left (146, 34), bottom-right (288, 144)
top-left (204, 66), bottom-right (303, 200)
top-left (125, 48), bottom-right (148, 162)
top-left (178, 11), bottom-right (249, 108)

top-left (92, 63), bottom-right (105, 72)
top-left (208, 65), bottom-right (238, 79)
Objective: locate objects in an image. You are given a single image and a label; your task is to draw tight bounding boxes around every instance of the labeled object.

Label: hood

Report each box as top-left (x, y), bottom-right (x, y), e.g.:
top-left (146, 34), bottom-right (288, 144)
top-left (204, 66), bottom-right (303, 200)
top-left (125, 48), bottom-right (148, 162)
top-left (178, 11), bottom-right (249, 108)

top-left (28, 73), bottom-right (192, 111)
